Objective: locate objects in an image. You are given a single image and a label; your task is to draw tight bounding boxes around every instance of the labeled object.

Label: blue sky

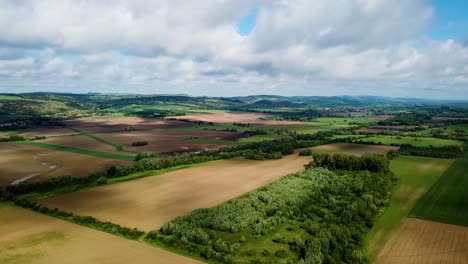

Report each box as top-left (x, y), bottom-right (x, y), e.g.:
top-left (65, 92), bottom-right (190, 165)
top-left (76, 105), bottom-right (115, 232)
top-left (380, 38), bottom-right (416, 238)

top-left (237, 8), bottom-right (259, 36)
top-left (429, 0), bottom-right (468, 40)
top-left (0, 0), bottom-right (467, 99)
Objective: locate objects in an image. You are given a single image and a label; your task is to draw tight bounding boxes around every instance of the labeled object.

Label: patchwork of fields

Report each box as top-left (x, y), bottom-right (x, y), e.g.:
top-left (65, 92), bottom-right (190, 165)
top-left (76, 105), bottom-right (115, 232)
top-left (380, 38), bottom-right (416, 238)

top-left (366, 155), bottom-right (454, 261)
top-left (0, 204), bottom-right (201, 264)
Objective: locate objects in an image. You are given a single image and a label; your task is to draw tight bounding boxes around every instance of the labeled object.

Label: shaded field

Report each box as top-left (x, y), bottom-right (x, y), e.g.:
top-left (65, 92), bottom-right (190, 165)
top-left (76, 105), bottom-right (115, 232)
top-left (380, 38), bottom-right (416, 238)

top-left (41, 154), bottom-right (312, 231)
top-left (366, 156), bottom-right (454, 261)
top-left (0, 143), bottom-right (130, 186)
top-left (310, 143), bottom-right (399, 156)
top-left (171, 112), bottom-right (304, 125)
top-left (97, 129), bottom-right (246, 154)
top-left (0, 204), bottom-right (201, 264)
top-left (410, 143), bottom-right (468, 226)
top-left (64, 116), bottom-right (192, 133)
top-left (376, 218), bottom-right (468, 264)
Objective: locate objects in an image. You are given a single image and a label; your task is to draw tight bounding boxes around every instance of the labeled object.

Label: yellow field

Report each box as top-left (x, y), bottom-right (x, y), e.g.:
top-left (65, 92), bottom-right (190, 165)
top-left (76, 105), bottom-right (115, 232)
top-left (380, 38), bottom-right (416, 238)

top-left (0, 204), bottom-right (201, 264)
top-left (376, 218), bottom-right (468, 264)
top-left (41, 154), bottom-right (312, 231)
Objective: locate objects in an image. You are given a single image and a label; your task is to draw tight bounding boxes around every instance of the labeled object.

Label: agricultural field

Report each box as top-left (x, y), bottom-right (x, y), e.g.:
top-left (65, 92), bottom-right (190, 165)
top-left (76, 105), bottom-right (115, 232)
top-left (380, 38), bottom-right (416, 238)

top-left (410, 142), bottom-right (468, 226)
top-left (365, 155), bottom-right (454, 261)
top-left (63, 116), bottom-right (192, 133)
top-left (376, 218), bottom-right (468, 264)
top-left (96, 128), bottom-right (246, 154)
top-left (0, 143), bottom-right (131, 186)
top-left (333, 134), bottom-right (463, 147)
top-left (310, 143), bottom-right (399, 156)
top-left (171, 112), bottom-right (304, 125)
top-left (40, 153), bottom-right (312, 231)
top-left (37, 134), bottom-right (125, 155)
top-left (0, 204), bottom-right (201, 264)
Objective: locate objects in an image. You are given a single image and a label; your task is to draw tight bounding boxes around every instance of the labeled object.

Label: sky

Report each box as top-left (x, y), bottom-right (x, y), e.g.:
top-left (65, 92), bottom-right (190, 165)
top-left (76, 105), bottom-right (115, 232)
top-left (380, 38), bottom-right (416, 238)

top-left (0, 0), bottom-right (467, 99)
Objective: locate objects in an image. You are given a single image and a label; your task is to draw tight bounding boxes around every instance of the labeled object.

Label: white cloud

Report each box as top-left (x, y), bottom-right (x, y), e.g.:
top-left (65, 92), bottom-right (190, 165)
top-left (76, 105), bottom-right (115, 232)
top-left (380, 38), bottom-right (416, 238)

top-left (0, 0), bottom-right (466, 99)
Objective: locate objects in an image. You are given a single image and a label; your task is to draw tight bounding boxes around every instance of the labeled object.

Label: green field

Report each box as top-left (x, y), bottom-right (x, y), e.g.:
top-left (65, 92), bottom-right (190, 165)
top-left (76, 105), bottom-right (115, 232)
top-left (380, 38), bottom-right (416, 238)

top-left (410, 142), bottom-right (468, 226)
top-left (365, 155), bottom-right (454, 261)
top-left (333, 135), bottom-right (463, 147)
top-left (315, 117), bottom-right (374, 125)
top-left (448, 124), bottom-right (468, 133)
top-left (18, 141), bottom-right (135, 161)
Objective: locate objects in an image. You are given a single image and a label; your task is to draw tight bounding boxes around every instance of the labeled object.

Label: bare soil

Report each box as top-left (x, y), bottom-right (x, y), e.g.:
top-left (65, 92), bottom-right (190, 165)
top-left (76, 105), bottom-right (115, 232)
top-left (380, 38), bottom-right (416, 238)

top-left (97, 129), bottom-right (245, 154)
top-left (64, 117), bottom-right (192, 133)
top-left (376, 218), bottom-right (468, 264)
top-left (0, 143), bottom-right (130, 186)
top-left (41, 154), bottom-right (312, 231)
top-left (310, 143), bottom-right (399, 156)
top-left (0, 204), bottom-right (201, 264)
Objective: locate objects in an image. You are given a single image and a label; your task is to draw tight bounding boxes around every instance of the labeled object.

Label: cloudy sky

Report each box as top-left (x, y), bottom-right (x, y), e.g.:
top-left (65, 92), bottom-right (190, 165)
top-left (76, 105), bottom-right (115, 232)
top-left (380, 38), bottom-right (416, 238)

top-left (0, 0), bottom-right (467, 99)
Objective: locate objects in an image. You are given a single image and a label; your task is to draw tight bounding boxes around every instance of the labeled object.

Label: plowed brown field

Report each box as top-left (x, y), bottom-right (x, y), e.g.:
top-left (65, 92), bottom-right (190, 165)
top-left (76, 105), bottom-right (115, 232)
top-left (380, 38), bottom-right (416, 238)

top-left (41, 153), bottom-right (312, 231)
top-left (376, 218), bottom-right (468, 264)
top-left (97, 129), bottom-right (245, 154)
top-left (64, 117), bottom-right (191, 132)
top-left (0, 143), bottom-right (130, 186)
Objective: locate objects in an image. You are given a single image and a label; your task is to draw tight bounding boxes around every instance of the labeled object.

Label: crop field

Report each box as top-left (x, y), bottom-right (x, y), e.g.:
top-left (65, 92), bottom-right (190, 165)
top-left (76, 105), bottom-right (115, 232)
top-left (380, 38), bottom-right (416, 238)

top-left (96, 129), bottom-right (246, 154)
top-left (15, 127), bottom-right (79, 138)
top-left (0, 143), bottom-right (131, 186)
top-left (37, 134), bottom-right (125, 154)
top-left (333, 134), bottom-right (463, 147)
top-left (63, 116), bottom-right (192, 133)
top-left (315, 117), bottom-right (374, 124)
top-left (40, 154), bottom-right (312, 231)
top-left (448, 124), bottom-right (468, 133)
top-left (171, 112), bottom-right (304, 125)
top-left (310, 143), bottom-right (399, 156)
top-left (376, 218), bottom-right (468, 264)
top-left (410, 143), bottom-right (468, 226)
top-left (366, 156), bottom-right (454, 261)
top-left (0, 204), bottom-right (201, 264)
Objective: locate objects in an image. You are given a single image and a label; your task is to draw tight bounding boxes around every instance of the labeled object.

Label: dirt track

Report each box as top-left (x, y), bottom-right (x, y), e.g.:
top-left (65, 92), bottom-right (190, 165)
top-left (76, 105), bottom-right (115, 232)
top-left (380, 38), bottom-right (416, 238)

top-left (376, 218), bottom-right (468, 264)
top-left (41, 154), bottom-right (312, 231)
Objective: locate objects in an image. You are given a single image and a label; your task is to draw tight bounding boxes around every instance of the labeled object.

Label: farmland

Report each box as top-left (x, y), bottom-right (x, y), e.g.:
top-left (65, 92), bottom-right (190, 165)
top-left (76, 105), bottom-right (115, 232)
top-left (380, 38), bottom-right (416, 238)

top-left (63, 116), bottom-right (192, 133)
top-left (410, 142), bottom-right (468, 226)
top-left (0, 143), bottom-right (131, 186)
top-left (376, 218), bottom-right (468, 264)
top-left (96, 128), bottom-right (246, 154)
top-left (310, 143), bottom-right (399, 156)
top-left (333, 134), bottom-right (463, 147)
top-left (365, 155), bottom-right (454, 261)
top-left (0, 204), bottom-right (201, 264)
top-left (1, 93), bottom-right (467, 264)
top-left (40, 153), bottom-right (312, 231)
